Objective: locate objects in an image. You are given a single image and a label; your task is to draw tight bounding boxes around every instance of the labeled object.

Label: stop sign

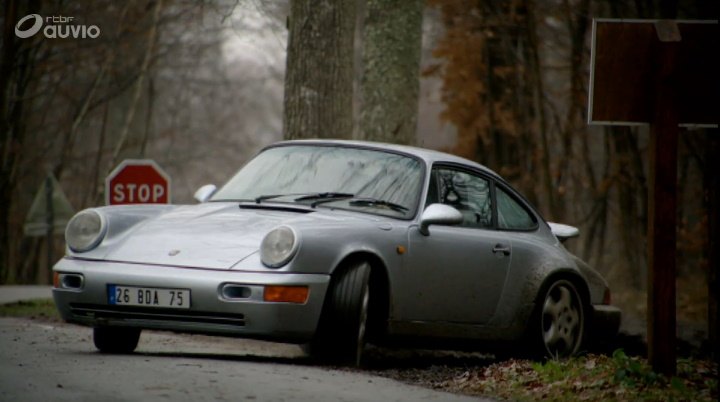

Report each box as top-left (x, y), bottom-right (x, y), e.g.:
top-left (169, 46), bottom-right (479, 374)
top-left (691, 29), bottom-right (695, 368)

top-left (105, 160), bottom-right (171, 205)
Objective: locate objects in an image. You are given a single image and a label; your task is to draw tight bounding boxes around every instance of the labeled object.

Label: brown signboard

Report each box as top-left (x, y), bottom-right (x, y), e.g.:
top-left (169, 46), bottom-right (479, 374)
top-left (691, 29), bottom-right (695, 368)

top-left (588, 19), bottom-right (718, 126)
top-left (588, 18), bottom-right (718, 376)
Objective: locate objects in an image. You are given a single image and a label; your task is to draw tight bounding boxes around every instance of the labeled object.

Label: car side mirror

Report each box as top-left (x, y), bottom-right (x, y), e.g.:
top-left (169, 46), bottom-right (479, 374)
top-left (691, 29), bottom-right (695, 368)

top-left (419, 203), bottom-right (463, 236)
top-left (194, 184), bottom-right (217, 203)
top-left (548, 222), bottom-right (579, 242)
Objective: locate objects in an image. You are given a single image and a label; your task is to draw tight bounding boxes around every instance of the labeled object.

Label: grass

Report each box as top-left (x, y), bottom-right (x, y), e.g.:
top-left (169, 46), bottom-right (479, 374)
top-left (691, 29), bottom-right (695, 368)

top-left (0, 299), bottom-right (60, 321)
top-left (441, 351), bottom-right (718, 401)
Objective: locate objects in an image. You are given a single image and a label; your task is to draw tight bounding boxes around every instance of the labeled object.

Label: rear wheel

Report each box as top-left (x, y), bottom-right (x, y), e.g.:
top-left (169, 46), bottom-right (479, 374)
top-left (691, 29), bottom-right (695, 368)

top-left (310, 260), bottom-right (371, 366)
top-left (533, 279), bottom-right (586, 358)
top-left (93, 327), bottom-right (141, 354)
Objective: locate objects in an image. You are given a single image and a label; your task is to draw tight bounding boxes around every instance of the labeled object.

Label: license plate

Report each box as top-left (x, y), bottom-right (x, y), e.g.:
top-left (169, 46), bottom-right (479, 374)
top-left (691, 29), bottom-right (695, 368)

top-left (108, 285), bottom-right (190, 309)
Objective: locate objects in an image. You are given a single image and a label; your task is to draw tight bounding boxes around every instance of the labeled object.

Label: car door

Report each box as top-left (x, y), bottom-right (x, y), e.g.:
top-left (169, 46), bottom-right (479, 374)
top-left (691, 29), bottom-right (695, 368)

top-left (398, 166), bottom-right (511, 324)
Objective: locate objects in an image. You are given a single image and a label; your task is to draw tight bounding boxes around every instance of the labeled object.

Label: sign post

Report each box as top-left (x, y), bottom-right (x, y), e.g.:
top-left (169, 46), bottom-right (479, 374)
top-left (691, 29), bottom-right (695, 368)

top-left (647, 41), bottom-right (679, 373)
top-left (588, 19), bottom-right (718, 375)
top-left (105, 160), bottom-right (171, 205)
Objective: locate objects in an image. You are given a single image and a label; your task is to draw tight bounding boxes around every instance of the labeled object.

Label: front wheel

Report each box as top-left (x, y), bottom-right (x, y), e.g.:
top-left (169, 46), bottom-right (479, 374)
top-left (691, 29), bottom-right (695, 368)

top-left (534, 279), bottom-right (586, 358)
top-left (93, 327), bottom-right (141, 354)
top-left (309, 261), bottom-right (371, 366)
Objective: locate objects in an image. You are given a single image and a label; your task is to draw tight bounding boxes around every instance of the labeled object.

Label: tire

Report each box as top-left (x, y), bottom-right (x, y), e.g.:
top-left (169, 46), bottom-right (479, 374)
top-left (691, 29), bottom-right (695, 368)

top-left (93, 327), bottom-right (141, 354)
top-left (531, 279), bottom-right (586, 359)
top-left (310, 260), bottom-right (371, 367)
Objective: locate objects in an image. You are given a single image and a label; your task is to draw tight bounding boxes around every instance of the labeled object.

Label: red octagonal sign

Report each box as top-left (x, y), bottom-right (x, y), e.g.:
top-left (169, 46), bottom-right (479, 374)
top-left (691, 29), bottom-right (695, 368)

top-left (105, 160), bottom-right (171, 205)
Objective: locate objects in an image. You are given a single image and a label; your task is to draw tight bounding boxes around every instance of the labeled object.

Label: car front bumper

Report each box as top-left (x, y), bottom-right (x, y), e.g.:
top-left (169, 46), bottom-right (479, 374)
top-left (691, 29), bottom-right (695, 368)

top-left (52, 258), bottom-right (330, 343)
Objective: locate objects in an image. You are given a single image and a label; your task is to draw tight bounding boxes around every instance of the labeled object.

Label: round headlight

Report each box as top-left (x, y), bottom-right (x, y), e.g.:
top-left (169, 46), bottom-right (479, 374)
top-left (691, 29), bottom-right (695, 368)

top-left (260, 226), bottom-right (299, 268)
top-left (65, 209), bottom-right (107, 252)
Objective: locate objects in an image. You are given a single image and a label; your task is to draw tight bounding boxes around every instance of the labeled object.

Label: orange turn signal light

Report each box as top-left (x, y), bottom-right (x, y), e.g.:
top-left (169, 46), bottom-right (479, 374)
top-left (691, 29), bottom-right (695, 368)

top-left (263, 286), bottom-right (309, 304)
top-left (53, 272), bottom-right (60, 288)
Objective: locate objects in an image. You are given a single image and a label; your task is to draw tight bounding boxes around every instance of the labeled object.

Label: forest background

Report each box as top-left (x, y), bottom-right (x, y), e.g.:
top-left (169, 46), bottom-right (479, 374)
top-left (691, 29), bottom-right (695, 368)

top-left (1, 0), bottom-right (717, 350)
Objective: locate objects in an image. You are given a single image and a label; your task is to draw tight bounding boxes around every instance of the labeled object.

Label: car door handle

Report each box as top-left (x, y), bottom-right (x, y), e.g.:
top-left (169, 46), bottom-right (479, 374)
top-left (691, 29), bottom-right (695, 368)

top-left (492, 244), bottom-right (511, 256)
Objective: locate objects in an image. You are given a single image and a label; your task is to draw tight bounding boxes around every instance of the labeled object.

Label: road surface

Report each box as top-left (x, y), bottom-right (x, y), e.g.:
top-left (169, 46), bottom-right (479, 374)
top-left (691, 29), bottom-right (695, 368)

top-left (0, 317), bottom-right (487, 402)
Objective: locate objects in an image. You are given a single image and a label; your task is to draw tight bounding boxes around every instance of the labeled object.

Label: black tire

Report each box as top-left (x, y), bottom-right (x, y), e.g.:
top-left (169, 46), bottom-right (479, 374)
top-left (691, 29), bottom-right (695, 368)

top-left (530, 279), bottom-right (586, 359)
top-left (310, 260), bottom-right (371, 367)
top-left (93, 327), bottom-right (141, 354)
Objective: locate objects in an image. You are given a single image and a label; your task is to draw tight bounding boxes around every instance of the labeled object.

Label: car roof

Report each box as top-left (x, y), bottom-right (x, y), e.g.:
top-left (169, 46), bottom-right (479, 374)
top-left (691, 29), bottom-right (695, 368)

top-left (268, 139), bottom-right (501, 178)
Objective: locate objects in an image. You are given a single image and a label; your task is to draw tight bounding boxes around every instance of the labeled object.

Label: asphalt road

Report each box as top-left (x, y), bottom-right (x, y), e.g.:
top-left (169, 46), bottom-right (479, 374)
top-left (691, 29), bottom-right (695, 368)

top-left (0, 317), bottom-right (486, 402)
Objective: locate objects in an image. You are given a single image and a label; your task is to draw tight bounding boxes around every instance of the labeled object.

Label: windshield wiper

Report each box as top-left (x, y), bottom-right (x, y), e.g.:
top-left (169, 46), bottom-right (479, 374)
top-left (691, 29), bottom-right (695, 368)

top-left (348, 197), bottom-right (409, 212)
top-left (255, 193), bottom-right (407, 213)
top-left (294, 192), bottom-right (355, 207)
top-left (254, 194), bottom-right (297, 203)
top-left (254, 192), bottom-right (354, 205)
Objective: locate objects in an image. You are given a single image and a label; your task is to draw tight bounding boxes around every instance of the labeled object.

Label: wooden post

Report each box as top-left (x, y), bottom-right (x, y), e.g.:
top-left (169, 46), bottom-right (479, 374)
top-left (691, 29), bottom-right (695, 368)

top-left (647, 40), bottom-right (679, 376)
top-left (708, 131), bottom-right (719, 365)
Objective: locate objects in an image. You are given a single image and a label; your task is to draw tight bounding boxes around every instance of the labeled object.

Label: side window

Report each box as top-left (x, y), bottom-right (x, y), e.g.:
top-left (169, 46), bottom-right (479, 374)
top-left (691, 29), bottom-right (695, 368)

top-left (496, 187), bottom-right (536, 230)
top-left (432, 167), bottom-right (492, 229)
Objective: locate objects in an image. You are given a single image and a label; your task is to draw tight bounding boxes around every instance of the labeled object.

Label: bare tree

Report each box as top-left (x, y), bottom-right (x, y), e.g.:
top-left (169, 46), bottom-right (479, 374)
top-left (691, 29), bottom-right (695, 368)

top-left (104, 0), bottom-right (162, 183)
top-left (1, 0), bottom-right (285, 283)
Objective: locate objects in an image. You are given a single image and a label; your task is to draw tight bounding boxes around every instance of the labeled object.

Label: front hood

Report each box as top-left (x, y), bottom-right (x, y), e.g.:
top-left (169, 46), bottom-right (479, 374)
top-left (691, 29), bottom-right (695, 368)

top-left (104, 203), bottom-right (317, 269)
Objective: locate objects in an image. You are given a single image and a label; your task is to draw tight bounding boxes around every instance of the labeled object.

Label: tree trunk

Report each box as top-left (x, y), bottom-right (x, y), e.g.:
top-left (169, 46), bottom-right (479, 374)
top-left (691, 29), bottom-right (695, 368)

top-left (612, 126), bottom-right (647, 289)
top-left (0, 0), bottom-right (19, 283)
top-left (283, 0), bottom-right (357, 140)
top-left (524, 0), bottom-right (557, 220)
top-left (358, 0), bottom-right (423, 145)
top-left (0, 0), bottom-right (38, 283)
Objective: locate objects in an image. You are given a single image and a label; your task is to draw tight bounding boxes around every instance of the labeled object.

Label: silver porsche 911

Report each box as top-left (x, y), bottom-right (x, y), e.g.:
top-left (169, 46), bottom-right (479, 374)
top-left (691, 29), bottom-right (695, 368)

top-left (53, 140), bottom-right (620, 365)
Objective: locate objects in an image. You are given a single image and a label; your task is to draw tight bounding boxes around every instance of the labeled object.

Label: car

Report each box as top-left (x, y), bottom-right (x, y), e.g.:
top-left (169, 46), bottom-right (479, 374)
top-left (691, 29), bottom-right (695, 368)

top-left (53, 139), bottom-right (621, 365)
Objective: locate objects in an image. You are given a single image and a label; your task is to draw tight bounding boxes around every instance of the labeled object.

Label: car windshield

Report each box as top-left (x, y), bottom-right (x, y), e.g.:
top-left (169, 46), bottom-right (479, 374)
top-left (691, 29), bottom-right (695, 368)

top-left (211, 145), bottom-right (424, 219)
